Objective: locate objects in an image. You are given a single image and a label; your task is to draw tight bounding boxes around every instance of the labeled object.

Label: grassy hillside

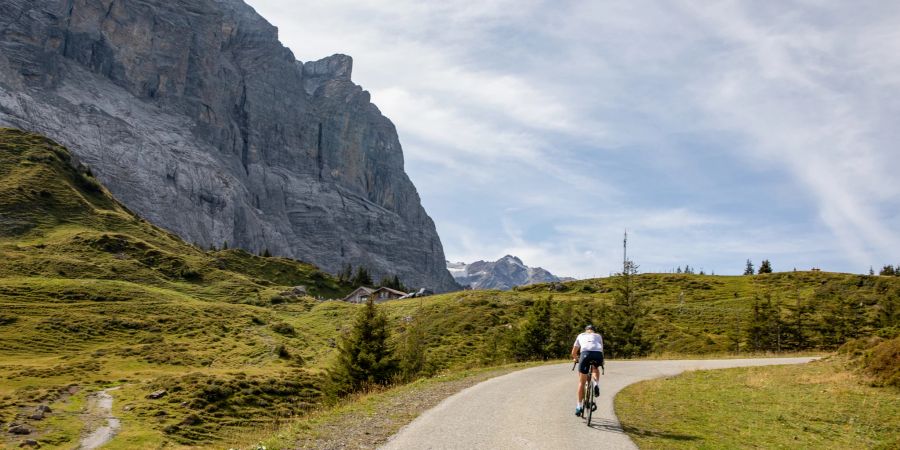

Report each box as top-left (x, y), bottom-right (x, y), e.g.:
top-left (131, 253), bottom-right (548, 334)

top-left (1, 128), bottom-right (898, 448)
top-left (0, 129), bottom-right (358, 447)
top-left (382, 270), bottom-right (900, 370)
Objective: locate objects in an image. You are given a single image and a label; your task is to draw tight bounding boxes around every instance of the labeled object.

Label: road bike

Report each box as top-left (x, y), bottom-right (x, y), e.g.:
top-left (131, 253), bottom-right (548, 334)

top-left (572, 355), bottom-right (604, 426)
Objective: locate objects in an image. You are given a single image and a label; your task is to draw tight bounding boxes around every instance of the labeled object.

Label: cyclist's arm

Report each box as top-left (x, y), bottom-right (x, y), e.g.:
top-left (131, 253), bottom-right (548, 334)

top-left (570, 344), bottom-right (580, 361)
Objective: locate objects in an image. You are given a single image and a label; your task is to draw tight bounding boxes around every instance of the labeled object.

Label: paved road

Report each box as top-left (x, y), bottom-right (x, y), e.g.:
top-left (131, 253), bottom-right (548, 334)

top-left (381, 357), bottom-right (817, 450)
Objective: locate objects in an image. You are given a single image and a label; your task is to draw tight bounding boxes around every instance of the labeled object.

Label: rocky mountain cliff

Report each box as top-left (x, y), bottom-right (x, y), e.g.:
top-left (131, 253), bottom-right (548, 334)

top-left (0, 0), bottom-right (458, 291)
top-left (448, 255), bottom-right (573, 290)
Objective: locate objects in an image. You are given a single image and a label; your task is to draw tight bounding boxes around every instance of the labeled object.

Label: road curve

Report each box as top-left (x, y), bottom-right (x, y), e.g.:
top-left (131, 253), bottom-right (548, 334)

top-left (381, 357), bottom-right (817, 450)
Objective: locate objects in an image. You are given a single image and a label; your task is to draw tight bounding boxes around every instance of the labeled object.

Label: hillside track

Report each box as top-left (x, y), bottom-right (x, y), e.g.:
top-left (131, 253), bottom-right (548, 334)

top-left (381, 357), bottom-right (817, 449)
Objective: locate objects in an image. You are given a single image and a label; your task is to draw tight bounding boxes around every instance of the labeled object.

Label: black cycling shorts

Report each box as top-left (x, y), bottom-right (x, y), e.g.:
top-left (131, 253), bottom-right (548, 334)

top-left (578, 350), bottom-right (604, 374)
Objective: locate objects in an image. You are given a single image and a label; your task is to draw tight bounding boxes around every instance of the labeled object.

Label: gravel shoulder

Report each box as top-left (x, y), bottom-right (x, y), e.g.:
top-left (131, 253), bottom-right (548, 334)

top-left (381, 358), bottom-right (818, 450)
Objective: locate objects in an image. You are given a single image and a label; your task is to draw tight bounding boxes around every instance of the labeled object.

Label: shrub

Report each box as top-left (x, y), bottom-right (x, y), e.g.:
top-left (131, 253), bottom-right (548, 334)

top-left (862, 336), bottom-right (900, 387)
top-left (270, 322), bottom-right (295, 336)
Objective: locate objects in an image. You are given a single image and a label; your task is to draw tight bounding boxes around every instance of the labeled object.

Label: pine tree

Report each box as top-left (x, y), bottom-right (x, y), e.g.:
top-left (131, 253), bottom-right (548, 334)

top-left (513, 296), bottom-right (554, 360)
top-left (338, 264), bottom-right (353, 284)
top-left (352, 267), bottom-right (373, 287)
top-left (747, 295), bottom-right (782, 351)
top-left (378, 275), bottom-right (408, 292)
top-left (744, 259), bottom-right (755, 275)
top-left (392, 275), bottom-right (407, 292)
top-left (262, 248), bottom-right (271, 258)
top-left (607, 236), bottom-right (650, 358)
top-left (881, 265), bottom-right (896, 276)
top-left (784, 290), bottom-right (810, 350)
top-left (330, 297), bottom-right (397, 393)
top-left (816, 287), bottom-right (865, 348)
top-left (869, 266), bottom-right (875, 276)
top-left (878, 291), bottom-right (899, 329)
top-left (222, 241), bottom-right (228, 250)
top-left (397, 311), bottom-right (427, 381)
top-left (759, 259), bottom-right (773, 274)
top-left (548, 301), bottom-right (592, 358)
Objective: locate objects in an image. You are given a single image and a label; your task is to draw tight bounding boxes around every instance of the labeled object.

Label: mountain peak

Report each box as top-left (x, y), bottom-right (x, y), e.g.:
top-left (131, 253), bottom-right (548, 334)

top-left (448, 255), bottom-right (569, 290)
top-left (500, 255), bottom-right (524, 265)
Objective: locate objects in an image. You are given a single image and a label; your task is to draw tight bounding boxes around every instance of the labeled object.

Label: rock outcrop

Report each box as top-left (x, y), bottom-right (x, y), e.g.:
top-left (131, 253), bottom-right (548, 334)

top-left (0, 0), bottom-right (457, 291)
top-left (448, 255), bottom-right (572, 290)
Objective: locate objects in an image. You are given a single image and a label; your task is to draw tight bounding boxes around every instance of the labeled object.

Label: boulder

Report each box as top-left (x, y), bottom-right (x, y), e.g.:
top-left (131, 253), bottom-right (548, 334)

top-left (146, 390), bottom-right (167, 400)
top-left (290, 285), bottom-right (308, 296)
top-left (8, 424), bottom-right (32, 435)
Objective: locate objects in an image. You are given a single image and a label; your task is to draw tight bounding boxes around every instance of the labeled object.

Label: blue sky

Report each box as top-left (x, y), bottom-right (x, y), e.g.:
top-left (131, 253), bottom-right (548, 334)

top-left (247, 0), bottom-right (900, 278)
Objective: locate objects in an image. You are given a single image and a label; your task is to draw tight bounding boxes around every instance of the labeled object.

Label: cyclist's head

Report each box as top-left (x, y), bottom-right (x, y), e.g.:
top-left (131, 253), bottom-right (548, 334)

top-left (584, 324), bottom-right (594, 332)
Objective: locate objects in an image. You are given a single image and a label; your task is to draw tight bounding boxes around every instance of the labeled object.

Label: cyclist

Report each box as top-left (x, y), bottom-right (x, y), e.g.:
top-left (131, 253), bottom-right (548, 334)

top-left (571, 324), bottom-right (603, 416)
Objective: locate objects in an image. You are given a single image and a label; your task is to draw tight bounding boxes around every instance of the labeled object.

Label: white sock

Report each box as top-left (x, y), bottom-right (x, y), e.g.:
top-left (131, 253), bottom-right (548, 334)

top-left (576, 400), bottom-right (583, 408)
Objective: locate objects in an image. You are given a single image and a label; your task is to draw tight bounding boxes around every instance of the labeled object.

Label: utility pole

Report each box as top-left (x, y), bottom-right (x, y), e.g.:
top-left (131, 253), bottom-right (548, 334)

top-left (623, 230), bottom-right (631, 306)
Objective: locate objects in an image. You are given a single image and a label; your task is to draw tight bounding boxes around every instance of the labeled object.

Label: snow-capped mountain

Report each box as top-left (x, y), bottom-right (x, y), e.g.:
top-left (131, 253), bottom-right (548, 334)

top-left (447, 255), bottom-right (573, 290)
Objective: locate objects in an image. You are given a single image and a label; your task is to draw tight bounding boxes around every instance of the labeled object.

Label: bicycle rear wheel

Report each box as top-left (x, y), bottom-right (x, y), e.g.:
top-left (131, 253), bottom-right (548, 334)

top-left (580, 379), bottom-right (590, 419)
top-left (585, 378), bottom-right (594, 426)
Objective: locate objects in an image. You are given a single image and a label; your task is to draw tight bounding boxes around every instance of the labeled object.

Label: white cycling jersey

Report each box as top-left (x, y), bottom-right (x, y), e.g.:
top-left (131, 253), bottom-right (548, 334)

top-left (573, 332), bottom-right (603, 352)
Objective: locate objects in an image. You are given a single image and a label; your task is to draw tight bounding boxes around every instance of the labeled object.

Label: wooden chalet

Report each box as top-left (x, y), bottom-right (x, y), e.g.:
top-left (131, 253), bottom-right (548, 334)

top-left (343, 286), bottom-right (408, 304)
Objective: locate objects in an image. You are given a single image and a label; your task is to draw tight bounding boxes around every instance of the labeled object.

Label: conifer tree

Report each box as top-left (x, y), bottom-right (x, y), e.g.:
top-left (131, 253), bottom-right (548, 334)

top-left (330, 297), bottom-right (397, 393)
top-left (338, 263), bottom-right (353, 284)
top-left (378, 275), bottom-right (407, 292)
top-left (744, 259), bottom-right (755, 275)
top-left (607, 238), bottom-right (650, 358)
top-left (878, 291), bottom-right (899, 329)
top-left (759, 259), bottom-right (773, 274)
top-left (514, 296), bottom-right (554, 360)
top-left (784, 291), bottom-right (810, 350)
top-left (352, 267), bottom-right (373, 287)
top-left (548, 300), bottom-right (592, 357)
top-left (397, 311), bottom-right (427, 381)
top-left (816, 287), bottom-right (866, 348)
top-left (747, 294), bottom-right (781, 351)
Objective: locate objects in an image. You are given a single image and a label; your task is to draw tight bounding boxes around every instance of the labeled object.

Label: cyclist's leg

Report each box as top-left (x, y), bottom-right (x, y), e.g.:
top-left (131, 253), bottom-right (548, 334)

top-left (577, 372), bottom-right (588, 404)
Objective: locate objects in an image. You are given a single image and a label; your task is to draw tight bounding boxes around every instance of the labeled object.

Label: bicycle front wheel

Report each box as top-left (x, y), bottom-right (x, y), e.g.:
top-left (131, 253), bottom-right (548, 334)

top-left (585, 380), bottom-right (594, 426)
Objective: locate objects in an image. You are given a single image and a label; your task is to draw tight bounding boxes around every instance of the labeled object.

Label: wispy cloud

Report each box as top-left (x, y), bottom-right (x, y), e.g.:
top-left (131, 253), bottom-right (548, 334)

top-left (248, 0), bottom-right (900, 278)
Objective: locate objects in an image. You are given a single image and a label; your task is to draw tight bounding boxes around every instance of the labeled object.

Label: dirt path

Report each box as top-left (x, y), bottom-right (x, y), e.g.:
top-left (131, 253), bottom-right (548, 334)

top-left (78, 387), bottom-right (120, 450)
top-left (381, 358), bottom-right (818, 450)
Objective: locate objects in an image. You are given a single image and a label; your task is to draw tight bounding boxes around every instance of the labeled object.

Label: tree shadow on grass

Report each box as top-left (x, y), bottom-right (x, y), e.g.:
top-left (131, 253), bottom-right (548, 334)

top-left (589, 418), bottom-right (699, 442)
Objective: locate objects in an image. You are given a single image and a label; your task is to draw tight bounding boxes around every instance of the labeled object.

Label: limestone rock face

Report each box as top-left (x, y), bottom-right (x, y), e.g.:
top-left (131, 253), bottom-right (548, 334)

top-left (0, 0), bottom-right (458, 291)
